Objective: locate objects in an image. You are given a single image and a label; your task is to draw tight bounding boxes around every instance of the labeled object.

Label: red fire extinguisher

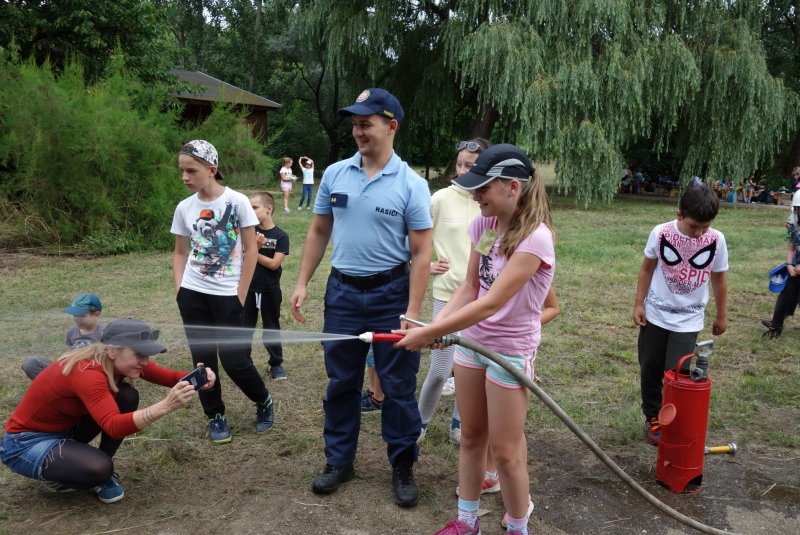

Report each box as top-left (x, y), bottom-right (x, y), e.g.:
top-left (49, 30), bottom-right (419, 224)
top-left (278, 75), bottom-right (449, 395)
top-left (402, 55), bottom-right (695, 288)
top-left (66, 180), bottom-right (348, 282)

top-left (654, 340), bottom-right (714, 493)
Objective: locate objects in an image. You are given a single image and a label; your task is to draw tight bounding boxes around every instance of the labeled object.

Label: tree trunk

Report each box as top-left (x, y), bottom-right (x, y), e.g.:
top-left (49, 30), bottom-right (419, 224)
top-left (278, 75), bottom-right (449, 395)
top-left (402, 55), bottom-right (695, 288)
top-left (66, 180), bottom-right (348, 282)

top-left (444, 103), bottom-right (500, 177)
top-left (424, 129), bottom-right (434, 180)
top-left (784, 127), bottom-right (800, 177)
top-left (250, 0), bottom-right (263, 92)
top-left (177, 29), bottom-right (185, 68)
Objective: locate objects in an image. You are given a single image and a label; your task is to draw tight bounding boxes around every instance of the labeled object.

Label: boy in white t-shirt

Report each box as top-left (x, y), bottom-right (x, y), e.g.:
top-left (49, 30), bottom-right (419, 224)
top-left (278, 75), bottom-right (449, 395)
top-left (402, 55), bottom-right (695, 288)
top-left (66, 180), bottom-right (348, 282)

top-left (298, 156), bottom-right (314, 210)
top-left (633, 186), bottom-right (728, 445)
top-left (172, 140), bottom-right (274, 444)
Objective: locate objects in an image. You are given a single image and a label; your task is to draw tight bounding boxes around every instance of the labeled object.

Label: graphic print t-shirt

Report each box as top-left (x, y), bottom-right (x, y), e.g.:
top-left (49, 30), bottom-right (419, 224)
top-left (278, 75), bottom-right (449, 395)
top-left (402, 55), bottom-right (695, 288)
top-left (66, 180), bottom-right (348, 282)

top-left (461, 216), bottom-right (555, 355)
top-left (302, 168), bottom-right (314, 185)
top-left (280, 167), bottom-right (293, 182)
top-left (644, 220), bottom-right (729, 332)
top-left (65, 324), bottom-right (104, 349)
top-left (250, 226), bottom-right (290, 292)
top-left (171, 187), bottom-right (259, 296)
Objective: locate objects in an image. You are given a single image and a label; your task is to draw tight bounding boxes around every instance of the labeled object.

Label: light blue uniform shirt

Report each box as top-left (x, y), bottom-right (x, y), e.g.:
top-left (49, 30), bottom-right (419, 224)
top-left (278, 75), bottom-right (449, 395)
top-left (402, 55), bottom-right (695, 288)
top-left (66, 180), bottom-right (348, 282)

top-left (314, 151), bottom-right (432, 276)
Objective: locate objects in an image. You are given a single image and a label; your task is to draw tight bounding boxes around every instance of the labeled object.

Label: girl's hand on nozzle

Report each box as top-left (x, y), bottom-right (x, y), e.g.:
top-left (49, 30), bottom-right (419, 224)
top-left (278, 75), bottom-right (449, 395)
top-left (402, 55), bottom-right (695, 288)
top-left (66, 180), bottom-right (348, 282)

top-left (392, 328), bottom-right (439, 351)
top-left (195, 362), bottom-right (216, 391)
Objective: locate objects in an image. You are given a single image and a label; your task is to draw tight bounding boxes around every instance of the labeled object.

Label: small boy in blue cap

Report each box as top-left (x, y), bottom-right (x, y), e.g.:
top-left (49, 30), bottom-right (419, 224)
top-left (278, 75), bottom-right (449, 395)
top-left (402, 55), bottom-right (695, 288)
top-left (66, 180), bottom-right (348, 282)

top-left (21, 293), bottom-right (104, 380)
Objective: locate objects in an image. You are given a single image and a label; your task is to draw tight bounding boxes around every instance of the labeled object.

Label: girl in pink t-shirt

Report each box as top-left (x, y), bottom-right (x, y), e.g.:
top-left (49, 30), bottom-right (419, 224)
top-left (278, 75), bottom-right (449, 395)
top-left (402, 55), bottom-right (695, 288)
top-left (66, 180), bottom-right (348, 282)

top-left (396, 144), bottom-right (555, 535)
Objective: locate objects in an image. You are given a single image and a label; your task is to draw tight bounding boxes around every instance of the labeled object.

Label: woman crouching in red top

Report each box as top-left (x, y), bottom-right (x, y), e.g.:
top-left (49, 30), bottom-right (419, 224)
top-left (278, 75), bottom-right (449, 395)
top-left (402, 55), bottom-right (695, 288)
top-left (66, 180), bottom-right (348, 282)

top-left (1, 319), bottom-right (215, 504)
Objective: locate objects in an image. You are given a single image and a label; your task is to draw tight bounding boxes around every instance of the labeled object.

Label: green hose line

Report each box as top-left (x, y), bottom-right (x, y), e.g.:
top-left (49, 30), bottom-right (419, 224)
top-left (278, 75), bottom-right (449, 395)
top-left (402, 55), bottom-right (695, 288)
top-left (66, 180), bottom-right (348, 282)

top-left (453, 336), bottom-right (742, 535)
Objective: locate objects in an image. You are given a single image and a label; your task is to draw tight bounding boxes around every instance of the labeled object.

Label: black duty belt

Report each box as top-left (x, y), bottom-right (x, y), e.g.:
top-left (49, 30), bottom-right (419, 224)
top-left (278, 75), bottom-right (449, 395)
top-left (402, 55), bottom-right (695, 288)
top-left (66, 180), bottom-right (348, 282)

top-left (331, 262), bottom-right (410, 290)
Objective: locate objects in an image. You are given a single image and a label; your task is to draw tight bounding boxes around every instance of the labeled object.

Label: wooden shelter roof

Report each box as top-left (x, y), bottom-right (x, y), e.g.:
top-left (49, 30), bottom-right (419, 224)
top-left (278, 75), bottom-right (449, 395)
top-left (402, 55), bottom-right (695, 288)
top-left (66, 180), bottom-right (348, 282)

top-left (169, 69), bottom-right (281, 110)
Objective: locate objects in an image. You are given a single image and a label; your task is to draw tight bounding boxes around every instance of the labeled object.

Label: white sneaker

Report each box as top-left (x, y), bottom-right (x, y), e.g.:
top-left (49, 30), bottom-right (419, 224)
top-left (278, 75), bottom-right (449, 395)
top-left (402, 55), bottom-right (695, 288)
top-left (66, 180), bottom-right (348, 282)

top-left (297, 206), bottom-right (302, 210)
top-left (284, 207), bottom-right (291, 213)
top-left (449, 426), bottom-right (461, 445)
top-left (442, 377), bottom-right (456, 396)
top-left (501, 495), bottom-right (534, 528)
top-left (417, 426), bottom-right (427, 444)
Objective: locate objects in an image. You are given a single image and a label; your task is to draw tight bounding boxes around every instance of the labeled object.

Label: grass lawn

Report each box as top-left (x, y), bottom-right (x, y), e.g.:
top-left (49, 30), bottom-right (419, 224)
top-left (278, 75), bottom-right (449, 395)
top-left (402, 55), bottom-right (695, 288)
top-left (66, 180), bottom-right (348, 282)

top-left (0, 191), bottom-right (798, 534)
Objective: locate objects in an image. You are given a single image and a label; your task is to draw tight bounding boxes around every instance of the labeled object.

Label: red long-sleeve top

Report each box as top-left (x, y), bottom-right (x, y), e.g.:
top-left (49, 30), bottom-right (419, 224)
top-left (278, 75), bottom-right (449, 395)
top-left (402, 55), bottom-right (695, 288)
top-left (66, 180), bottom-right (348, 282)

top-left (6, 359), bottom-right (186, 440)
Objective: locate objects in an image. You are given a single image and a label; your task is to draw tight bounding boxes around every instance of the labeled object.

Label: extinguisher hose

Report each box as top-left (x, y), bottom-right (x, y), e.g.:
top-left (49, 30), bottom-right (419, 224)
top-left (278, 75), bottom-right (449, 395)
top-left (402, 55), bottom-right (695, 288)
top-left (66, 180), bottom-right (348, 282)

top-left (454, 337), bottom-right (742, 535)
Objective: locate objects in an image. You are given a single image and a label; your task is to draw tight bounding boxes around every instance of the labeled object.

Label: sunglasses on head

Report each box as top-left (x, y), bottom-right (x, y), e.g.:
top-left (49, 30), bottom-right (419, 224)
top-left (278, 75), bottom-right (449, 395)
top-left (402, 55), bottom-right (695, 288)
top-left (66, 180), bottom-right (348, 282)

top-left (107, 330), bottom-right (160, 345)
top-left (456, 141), bottom-right (484, 153)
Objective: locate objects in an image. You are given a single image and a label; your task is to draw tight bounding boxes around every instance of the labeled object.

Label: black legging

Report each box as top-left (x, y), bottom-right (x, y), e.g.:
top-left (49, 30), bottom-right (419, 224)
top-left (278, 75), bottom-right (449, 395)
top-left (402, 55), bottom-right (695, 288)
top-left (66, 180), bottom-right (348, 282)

top-left (771, 275), bottom-right (800, 328)
top-left (39, 383), bottom-right (139, 489)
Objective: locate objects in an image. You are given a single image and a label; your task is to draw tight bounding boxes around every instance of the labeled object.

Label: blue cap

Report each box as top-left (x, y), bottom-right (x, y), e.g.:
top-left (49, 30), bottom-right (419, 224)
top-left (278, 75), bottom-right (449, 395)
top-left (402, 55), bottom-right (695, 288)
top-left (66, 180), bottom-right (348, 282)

top-left (63, 293), bottom-right (103, 315)
top-left (337, 88), bottom-right (404, 124)
top-left (769, 265), bottom-right (789, 294)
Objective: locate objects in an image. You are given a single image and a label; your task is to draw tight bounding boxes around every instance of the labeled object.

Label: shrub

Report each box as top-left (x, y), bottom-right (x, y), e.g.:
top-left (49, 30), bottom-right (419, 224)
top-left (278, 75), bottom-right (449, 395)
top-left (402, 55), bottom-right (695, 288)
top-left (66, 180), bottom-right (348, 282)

top-left (0, 53), bottom-right (277, 251)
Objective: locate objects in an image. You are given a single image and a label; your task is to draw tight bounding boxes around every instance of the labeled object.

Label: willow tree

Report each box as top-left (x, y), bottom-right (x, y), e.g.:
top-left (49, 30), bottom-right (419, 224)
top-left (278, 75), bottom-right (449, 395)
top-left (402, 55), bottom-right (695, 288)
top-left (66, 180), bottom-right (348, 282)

top-left (297, 1), bottom-right (797, 201)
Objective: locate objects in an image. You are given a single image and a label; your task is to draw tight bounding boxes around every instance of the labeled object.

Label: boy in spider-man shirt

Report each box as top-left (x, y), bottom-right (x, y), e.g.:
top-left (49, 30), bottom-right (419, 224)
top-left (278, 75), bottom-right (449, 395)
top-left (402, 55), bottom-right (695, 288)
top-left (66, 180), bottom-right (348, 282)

top-left (632, 186), bottom-right (728, 445)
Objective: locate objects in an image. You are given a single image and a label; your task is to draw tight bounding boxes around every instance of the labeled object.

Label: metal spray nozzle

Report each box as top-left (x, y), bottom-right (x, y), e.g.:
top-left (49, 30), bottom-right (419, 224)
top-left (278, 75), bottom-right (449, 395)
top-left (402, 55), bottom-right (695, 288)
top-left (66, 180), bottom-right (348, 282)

top-left (690, 340), bottom-right (713, 381)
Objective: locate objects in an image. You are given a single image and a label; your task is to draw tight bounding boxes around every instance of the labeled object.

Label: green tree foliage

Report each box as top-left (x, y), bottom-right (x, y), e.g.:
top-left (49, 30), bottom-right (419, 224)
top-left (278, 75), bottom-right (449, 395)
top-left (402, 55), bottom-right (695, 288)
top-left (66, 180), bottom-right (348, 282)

top-left (761, 1), bottom-right (800, 180)
top-left (0, 55), bottom-right (184, 249)
top-left (184, 103), bottom-right (280, 185)
top-left (0, 54), bottom-right (274, 251)
top-left (295, 1), bottom-right (798, 202)
top-left (0, 0), bottom-right (180, 85)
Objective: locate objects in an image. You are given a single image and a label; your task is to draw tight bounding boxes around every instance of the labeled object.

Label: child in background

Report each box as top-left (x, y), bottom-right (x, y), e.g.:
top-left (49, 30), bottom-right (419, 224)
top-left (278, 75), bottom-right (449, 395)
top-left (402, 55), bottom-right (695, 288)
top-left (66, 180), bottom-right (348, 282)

top-left (761, 190), bottom-right (800, 339)
top-left (279, 157), bottom-right (296, 213)
top-left (298, 156), bottom-right (315, 210)
top-left (245, 192), bottom-right (290, 379)
top-left (633, 186), bottom-right (728, 444)
top-left (418, 138), bottom-right (491, 446)
top-left (397, 144), bottom-right (555, 535)
top-left (21, 293), bottom-right (104, 380)
top-left (172, 140), bottom-right (274, 443)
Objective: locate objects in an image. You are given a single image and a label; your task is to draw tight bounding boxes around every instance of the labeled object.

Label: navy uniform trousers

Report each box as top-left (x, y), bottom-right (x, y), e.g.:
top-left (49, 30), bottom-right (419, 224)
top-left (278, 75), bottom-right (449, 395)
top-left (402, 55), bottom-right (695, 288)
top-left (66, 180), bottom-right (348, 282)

top-left (322, 271), bottom-right (421, 466)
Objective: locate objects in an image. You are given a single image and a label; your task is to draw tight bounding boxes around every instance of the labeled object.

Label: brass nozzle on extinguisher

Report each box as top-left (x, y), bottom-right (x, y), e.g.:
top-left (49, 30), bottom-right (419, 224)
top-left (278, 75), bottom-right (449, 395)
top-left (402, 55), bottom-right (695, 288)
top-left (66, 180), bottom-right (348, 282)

top-left (705, 443), bottom-right (737, 454)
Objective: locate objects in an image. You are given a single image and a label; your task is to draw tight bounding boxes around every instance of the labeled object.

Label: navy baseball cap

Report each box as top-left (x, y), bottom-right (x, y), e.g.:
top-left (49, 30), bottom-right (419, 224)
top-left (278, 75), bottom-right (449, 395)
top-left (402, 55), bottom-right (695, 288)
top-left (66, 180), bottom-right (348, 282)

top-left (338, 88), bottom-right (404, 124)
top-left (103, 318), bottom-right (166, 356)
top-left (451, 143), bottom-right (535, 190)
top-left (63, 293), bottom-right (103, 315)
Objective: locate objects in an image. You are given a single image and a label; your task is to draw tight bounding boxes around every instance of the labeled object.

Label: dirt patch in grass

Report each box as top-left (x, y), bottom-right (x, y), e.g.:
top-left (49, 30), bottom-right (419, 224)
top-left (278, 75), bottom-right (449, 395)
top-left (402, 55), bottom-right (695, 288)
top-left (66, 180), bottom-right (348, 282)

top-left (1, 198), bottom-right (799, 534)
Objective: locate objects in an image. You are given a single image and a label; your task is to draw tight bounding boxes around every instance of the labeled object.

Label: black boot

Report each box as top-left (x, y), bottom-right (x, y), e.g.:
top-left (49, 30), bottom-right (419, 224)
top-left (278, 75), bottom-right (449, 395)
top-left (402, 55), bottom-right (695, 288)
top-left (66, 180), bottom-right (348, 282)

top-left (312, 463), bottom-right (355, 494)
top-left (761, 319), bottom-right (783, 339)
top-left (392, 459), bottom-right (418, 506)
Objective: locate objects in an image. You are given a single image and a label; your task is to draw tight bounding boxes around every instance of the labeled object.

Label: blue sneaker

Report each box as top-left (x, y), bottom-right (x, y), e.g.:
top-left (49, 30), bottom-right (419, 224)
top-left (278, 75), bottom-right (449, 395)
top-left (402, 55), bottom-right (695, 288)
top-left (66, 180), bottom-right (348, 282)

top-left (646, 417), bottom-right (660, 445)
top-left (94, 473), bottom-right (124, 504)
top-left (255, 396), bottom-right (275, 432)
top-left (208, 413), bottom-right (232, 443)
top-left (360, 390), bottom-right (383, 413)
top-left (270, 365), bottom-right (287, 380)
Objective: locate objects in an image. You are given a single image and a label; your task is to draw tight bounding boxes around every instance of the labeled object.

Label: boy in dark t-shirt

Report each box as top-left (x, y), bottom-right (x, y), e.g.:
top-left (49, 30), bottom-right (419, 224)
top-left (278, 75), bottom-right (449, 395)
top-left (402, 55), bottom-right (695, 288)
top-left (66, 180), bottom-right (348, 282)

top-left (245, 192), bottom-right (290, 380)
top-left (21, 293), bottom-right (104, 380)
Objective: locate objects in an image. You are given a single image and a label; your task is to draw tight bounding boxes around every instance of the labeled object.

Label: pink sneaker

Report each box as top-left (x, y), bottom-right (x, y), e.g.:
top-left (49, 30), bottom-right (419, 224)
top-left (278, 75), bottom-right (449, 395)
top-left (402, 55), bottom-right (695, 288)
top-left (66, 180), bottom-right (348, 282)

top-left (456, 475), bottom-right (500, 496)
top-left (433, 518), bottom-right (481, 534)
top-left (501, 494), bottom-right (534, 528)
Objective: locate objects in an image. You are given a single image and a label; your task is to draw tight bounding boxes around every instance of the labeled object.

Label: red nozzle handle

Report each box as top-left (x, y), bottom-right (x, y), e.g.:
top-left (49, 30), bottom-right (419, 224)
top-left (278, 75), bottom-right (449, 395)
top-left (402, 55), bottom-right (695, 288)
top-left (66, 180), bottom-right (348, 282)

top-left (371, 333), bottom-right (404, 342)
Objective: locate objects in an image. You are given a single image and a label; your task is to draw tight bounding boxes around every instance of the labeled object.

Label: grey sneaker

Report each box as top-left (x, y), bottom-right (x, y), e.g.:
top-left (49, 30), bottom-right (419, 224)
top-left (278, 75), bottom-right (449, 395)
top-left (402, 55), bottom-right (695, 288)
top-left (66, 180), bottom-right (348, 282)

top-left (40, 480), bottom-right (76, 493)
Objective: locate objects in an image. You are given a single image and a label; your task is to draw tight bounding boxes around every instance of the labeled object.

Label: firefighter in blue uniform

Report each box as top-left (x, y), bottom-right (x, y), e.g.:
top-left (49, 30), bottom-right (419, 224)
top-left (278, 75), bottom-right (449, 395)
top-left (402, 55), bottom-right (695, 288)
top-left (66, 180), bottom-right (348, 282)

top-left (290, 88), bottom-right (432, 507)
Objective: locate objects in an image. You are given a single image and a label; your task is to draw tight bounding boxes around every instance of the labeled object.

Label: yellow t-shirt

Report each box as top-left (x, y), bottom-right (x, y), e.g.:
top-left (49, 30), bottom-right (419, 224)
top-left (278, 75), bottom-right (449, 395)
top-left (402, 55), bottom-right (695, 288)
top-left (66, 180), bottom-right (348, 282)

top-left (431, 186), bottom-right (481, 301)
